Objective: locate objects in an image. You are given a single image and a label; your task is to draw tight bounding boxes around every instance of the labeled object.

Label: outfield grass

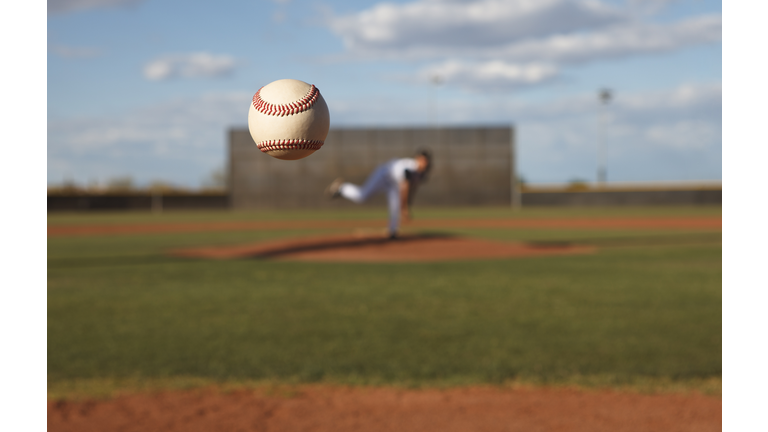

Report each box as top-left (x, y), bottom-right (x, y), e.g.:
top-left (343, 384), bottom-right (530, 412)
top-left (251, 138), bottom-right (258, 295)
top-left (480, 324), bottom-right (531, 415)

top-left (48, 207), bottom-right (722, 397)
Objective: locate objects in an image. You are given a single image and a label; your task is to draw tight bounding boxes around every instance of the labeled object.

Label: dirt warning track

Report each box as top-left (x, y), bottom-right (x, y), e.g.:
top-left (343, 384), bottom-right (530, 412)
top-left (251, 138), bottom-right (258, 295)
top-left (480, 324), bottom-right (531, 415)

top-left (47, 385), bottom-right (721, 432)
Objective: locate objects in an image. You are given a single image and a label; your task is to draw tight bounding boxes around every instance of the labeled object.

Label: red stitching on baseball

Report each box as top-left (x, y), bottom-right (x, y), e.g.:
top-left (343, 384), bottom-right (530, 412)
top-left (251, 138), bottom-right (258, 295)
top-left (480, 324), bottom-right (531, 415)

top-left (252, 85), bottom-right (320, 117)
top-left (256, 139), bottom-right (324, 153)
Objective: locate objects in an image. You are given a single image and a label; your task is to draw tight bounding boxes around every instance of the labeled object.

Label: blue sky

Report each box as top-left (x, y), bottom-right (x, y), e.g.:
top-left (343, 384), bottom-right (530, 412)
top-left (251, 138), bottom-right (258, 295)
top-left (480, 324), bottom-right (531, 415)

top-left (47, 0), bottom-right (722, 187)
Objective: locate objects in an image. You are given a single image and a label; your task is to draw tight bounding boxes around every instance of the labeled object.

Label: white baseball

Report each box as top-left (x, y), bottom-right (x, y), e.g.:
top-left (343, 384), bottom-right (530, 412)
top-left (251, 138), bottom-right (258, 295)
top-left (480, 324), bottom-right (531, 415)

top-left (247, 79), bottom-right (330, 161)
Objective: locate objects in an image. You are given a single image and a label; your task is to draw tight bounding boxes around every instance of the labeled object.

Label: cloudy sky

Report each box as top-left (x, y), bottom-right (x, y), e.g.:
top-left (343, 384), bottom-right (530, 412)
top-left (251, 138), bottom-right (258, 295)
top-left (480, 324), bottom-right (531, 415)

top-left (47, 0), bottom-right (722, 187)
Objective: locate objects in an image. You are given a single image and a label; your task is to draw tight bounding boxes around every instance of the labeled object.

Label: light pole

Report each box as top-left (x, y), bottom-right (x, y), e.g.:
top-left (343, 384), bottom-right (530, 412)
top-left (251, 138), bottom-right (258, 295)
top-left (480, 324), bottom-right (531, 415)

top-left (429, 74), bottom-right (443, 148)
top-left (429, 74), bottom-right (443, 125)
top-left (597, 88), bottom-right (612, 185)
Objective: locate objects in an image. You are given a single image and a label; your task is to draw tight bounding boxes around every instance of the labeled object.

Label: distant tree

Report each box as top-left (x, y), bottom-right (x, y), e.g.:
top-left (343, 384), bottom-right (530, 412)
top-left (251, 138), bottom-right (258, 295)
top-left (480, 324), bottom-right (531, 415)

top-left (148, 180), bottom-right (180, 194)
top-left (566, 178), bottom-right (590, 192)
top-left (201, 167), bottom-right (227, 192)
top-left (85, 179), bottom-right (103, 193)
top-left (48, 178), bottom-right (84, 195)
top-left (105, 176), bottom-right (135, 192)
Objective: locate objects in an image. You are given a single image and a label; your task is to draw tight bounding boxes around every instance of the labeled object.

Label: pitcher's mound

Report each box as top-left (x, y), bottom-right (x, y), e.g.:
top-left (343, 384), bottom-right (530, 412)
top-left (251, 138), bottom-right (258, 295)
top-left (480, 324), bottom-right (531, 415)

top-left (171, 233), bottom-right (594, 262)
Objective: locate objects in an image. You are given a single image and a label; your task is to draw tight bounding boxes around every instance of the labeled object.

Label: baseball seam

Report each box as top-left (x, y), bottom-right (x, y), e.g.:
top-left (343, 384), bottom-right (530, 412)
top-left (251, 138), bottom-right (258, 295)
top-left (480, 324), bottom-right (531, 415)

top-left (257, 139), bottom-right (324, 153)
top-left (252, 85), bottom-right (320, 117)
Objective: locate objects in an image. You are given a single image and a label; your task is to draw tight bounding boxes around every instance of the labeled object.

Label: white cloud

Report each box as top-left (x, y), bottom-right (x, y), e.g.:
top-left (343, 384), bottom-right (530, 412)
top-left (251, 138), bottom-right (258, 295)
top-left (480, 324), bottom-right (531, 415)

top-left (617, 82), bottom-right (721, 117)
top-left (330, 0), bottom-right (626, 55)
top-left (644, 120), bottom-right (719, 150)
top-left (511, 82), bottom-right (722, 123)
top-left (489, 14), bottom-right (721, 64)
top-left (626, 0), bottom-right (682, 15)
top-left (419, 60), bottom-right (559, 91)
top-left (325, 0), bottom-right (720, 92)
top-left (330, 3), bottom-right (720, 64)
top-left (48, 92), bottom-right (251, 185)
top-left (48, 0), bottom-right (144, 15)
top-left (50, 92), bottom-right (249, 151)
top-left (511, 82), bottom-right (722, 181)
top-left (143, 52), bottom-right (238, 81)
top-left (327, 82), bottom-right (721, 182)
top-left (330, 81), bottom-right (720, 131)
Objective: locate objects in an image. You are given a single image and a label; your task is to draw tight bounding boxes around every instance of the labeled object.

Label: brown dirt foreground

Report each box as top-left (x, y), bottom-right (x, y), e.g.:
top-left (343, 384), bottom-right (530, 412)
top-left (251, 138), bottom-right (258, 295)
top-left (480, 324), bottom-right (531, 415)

top-left (170, 233), bottom-right (594, 262)
top-left (48, 385), bottom-right (721, 432)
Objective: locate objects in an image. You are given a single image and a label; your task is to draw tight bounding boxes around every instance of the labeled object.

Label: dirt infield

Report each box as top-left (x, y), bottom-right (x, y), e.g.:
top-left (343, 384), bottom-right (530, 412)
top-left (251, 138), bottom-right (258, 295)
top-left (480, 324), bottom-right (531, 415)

top-left (47, 385), bottom-right (721, 432)
top-left (47, 217), bottom-right (722, 237)
top-left (170, 233), bottom-right (594, 262)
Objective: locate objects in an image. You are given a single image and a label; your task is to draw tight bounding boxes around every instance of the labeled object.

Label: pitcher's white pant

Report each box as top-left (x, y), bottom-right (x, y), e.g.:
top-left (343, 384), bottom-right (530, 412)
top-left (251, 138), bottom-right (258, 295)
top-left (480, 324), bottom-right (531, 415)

top-left (339, 165), bottom-right (401, 235)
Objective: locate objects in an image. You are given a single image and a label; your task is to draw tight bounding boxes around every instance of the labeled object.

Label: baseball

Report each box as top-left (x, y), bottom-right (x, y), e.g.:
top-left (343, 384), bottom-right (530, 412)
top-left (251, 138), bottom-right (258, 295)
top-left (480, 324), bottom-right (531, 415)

top-left (247, 79), bottom-right (330, 161)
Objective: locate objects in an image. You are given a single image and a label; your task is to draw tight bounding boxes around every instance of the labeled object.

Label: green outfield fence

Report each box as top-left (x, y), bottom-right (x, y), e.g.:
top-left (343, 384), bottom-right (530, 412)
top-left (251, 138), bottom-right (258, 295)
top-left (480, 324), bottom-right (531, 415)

top-left (47, 192), bottom-right (229, 212)
top-left (47, 184), bottom-right (720, 212)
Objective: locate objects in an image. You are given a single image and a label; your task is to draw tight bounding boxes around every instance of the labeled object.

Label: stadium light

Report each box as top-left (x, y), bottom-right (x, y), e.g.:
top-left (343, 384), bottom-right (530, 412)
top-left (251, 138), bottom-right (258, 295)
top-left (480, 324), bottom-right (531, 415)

top-left (597, 88), bottom-right (613, 185)
top-left (430, 74), bottom-right (443, 149)
top-left (429, 74), bottom-right (443, 128)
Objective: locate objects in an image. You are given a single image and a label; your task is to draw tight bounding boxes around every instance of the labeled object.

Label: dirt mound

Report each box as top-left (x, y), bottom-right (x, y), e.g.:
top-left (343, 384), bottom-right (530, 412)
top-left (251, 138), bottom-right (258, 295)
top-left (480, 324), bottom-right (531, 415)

top-left (170, 233), bottom-right (594, 262)
top-left (48, 385), bottom-right (721, 432)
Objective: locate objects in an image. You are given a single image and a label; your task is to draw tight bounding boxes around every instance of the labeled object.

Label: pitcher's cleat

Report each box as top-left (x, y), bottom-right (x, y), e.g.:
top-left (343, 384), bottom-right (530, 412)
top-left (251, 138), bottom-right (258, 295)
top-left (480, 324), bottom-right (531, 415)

top-left (325, 177), bottom-right (344, 198)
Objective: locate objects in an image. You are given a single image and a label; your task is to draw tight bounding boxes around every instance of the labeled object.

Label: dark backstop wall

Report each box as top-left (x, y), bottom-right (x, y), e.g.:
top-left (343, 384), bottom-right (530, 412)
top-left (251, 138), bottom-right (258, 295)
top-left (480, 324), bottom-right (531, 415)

top-left (229, 126), bottom-right (517, 209)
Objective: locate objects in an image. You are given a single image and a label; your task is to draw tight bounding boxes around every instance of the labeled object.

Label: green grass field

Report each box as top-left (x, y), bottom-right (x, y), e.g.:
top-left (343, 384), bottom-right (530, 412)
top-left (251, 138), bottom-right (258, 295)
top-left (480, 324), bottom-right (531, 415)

top-left (48, 206), bottom-right (722, 398)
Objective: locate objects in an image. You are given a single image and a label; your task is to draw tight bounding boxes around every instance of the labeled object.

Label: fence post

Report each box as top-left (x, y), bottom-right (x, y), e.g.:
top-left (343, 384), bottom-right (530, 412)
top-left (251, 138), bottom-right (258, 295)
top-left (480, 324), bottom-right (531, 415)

top-left (152, 191), bottom-right (163, 213)
top-left (510, 125), bottom-right (521, 210)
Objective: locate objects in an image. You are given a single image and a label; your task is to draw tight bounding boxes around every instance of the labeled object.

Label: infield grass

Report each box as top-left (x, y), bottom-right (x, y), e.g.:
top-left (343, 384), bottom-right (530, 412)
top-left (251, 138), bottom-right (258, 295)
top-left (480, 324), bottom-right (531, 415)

top-left (48, 206), bottom-right (722, 398)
